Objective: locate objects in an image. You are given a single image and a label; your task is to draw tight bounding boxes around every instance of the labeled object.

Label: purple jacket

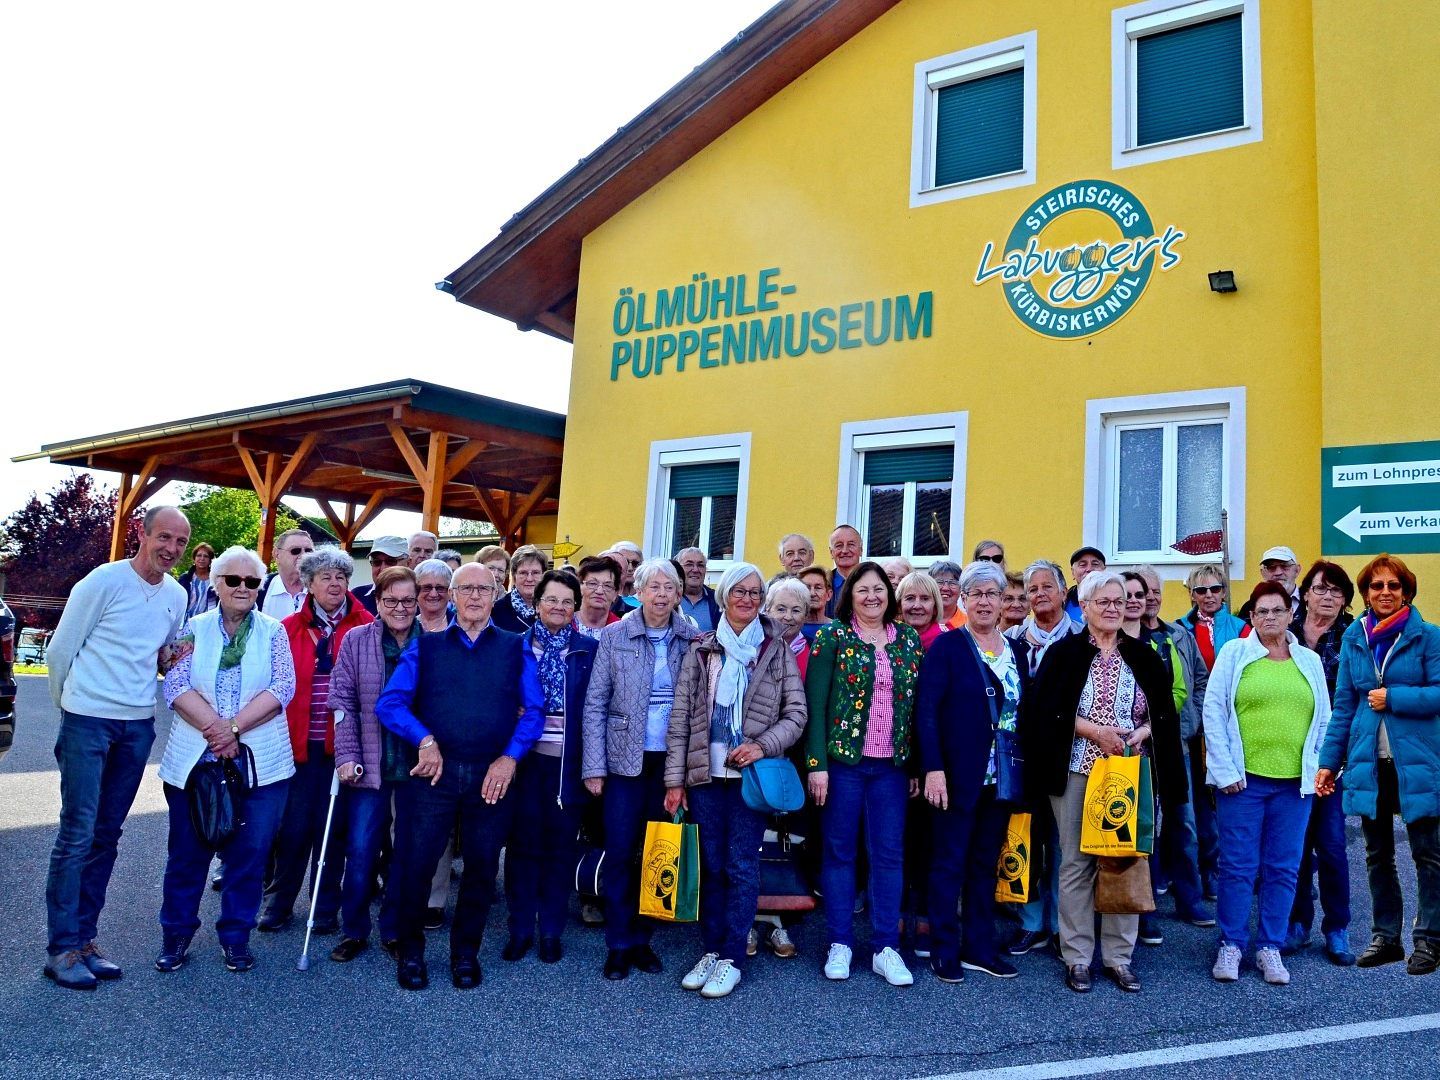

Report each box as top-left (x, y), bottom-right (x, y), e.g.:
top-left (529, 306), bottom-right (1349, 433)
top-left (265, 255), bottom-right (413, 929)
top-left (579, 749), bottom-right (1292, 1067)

top-left (327, 620), bottom-right (395, 790)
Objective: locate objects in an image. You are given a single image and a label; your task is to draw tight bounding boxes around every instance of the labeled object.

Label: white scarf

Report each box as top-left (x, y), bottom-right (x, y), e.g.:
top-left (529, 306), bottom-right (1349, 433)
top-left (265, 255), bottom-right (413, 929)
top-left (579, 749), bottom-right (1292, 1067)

top-left (714, 615), bottom-right (764, 741)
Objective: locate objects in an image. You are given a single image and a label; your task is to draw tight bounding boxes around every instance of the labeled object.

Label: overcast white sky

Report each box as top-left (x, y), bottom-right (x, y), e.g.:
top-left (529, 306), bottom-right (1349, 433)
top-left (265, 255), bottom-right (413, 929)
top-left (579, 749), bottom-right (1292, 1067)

top-left (1, 0), bottom-right (774, 538)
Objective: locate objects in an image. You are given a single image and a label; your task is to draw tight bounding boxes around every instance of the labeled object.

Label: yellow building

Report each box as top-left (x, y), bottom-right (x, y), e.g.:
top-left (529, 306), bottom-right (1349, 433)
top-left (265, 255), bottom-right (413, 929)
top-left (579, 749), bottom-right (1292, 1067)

top-left (443, 0), bottom-right (1440, 606)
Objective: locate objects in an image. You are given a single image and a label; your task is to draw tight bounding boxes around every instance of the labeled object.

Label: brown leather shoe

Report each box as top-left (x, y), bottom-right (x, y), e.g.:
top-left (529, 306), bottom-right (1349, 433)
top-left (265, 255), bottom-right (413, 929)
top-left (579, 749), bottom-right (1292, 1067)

top-left (1065, 964), bottom-right (1092, 993)
top-left (1107, 964), bottom-right (1141, 992)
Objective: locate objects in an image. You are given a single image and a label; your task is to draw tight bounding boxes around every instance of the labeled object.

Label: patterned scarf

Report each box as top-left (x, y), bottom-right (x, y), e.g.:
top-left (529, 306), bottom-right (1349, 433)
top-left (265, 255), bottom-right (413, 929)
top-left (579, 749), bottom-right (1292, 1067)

top-left (533, 621), bottom-right (572, 714)
top-left (217, 611), bottom-right (253, 670)
top-left (307, 596), bottom-right (347, 675)
top-left (1363, 606), bottom-right (1411, 671)
top-left (509, 589), bottom-right (537, 626)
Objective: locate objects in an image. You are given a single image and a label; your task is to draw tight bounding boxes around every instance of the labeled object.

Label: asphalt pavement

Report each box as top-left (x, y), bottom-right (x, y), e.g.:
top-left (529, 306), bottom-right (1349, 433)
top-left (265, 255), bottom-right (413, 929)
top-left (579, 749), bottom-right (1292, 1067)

top-left (2, 676), bottom-right (1438, 1078)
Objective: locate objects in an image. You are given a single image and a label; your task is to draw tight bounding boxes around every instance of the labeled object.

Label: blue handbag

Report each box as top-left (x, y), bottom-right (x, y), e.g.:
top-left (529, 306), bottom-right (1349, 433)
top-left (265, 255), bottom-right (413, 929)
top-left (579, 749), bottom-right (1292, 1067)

top-left (742, 757), bottom-right (805, 814)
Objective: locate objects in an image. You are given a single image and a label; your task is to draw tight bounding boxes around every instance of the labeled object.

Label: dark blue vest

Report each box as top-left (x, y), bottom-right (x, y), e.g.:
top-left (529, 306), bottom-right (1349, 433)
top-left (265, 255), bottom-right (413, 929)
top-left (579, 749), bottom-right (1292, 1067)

top-left (413, 625), bottom-right (524, 764)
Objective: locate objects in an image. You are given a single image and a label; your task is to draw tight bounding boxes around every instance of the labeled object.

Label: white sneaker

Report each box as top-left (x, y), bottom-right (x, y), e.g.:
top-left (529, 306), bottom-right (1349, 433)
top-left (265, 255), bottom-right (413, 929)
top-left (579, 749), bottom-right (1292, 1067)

top-left (824, 943), bottom-right (852, 981)
top-left (768, 927), bottom-right (797, 958)
top-left (681, 952), bottom-right (719, 991)
top-left (1212, 943), bottom-right (1242, 982)
top-left (699, 958), bottom-right (741, 998)
top-left (872, 946), bottom-right (914, 987)
top-left (746, 928), bottom-right (758, 957)
top-left (1256, 947), bottom-right (1291, 985)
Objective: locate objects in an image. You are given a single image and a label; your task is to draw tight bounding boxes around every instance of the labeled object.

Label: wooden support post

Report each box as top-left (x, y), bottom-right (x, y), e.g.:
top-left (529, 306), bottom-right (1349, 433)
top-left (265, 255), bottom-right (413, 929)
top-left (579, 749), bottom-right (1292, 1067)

top-left (421, 432), bottom-right (448, 535)
top-left (109, 472), bottom-right (135, 562)
top-left (236, 436), bottom-right (320, 562)
top-left (472, 486), bottom-right (511, 544)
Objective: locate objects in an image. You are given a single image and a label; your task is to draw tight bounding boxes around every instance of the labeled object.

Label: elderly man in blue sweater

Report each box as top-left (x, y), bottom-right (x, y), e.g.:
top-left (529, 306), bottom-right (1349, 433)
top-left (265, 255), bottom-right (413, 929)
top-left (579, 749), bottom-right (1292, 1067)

top-left (377, 561), bottom-right (544, 990)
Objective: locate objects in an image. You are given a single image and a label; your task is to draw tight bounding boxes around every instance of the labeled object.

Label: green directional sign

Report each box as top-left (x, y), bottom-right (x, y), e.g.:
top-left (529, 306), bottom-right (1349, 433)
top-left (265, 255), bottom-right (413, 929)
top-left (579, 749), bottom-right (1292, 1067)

top-left (1322, 439), bottom-right (1440, 556)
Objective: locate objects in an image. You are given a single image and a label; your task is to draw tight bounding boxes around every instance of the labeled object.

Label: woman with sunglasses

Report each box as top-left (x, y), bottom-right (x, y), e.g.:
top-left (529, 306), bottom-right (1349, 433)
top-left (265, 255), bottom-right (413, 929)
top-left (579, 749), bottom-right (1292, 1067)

top-left (156, 547), bottom-right (297, 972)
top-left (1317, 555), bottom-right (1440, 977)
top-left (1177, 565), bottom-right (1249, 672)
top-left (1203, 582), bottom-right (1331, 987)
top-left (259, 546), bottom-right (373, 934)
top-left (324, 565), bottom-right (421, 962)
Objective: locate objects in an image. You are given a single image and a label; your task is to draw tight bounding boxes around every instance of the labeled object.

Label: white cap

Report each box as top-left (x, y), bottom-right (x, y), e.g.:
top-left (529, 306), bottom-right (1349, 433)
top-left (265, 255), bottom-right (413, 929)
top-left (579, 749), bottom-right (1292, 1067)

top-left (369, 535), bottom-right (408, 558)
top-left (1260, 545), bottom-right (1299, 566)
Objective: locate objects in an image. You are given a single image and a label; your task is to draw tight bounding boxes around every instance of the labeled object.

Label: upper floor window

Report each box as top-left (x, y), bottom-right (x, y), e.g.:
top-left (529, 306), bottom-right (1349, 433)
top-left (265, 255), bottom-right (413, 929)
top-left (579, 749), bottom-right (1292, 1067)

top-left (1112, 0), bottom-right (1262, 169)
top-left (911, 32), bottom-right (1037, 207)
top-left (643, 434), bottom-right (750, 569)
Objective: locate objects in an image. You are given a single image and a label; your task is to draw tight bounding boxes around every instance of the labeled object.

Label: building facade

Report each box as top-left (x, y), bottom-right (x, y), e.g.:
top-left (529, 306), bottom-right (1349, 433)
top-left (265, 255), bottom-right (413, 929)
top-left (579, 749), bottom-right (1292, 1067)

top-left (448, 0), bottom-right (1440, 600)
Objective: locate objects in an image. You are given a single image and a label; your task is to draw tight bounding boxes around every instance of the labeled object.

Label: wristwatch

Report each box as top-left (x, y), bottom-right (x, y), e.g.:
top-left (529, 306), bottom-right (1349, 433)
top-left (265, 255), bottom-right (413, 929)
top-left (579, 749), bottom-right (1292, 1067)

top-left (230, 721), bottom-right (240, 737)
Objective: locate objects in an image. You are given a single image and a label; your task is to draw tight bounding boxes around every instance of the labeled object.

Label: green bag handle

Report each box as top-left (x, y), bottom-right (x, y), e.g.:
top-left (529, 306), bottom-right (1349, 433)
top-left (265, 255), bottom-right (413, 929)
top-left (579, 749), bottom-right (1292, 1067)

top-left (671, 810), bottom-right (686, 824)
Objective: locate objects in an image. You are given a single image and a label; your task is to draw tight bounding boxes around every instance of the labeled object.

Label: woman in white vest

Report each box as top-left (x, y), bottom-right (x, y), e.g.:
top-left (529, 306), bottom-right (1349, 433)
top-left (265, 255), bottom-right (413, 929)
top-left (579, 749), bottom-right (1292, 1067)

top-left (156, 546), bottom-right (296, 974)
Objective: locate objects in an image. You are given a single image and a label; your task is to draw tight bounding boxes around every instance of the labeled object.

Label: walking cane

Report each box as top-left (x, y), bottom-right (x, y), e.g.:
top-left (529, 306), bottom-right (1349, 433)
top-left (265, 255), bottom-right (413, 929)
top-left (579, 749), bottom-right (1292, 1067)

top-left (297, 710), bottom-right (354, 971)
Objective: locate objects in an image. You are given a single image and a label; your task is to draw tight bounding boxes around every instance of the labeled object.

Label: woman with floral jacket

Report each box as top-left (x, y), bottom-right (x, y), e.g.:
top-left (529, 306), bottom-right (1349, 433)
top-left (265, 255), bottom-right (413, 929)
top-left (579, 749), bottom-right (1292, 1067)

top-left (805, 560), bottom-right (925, 988)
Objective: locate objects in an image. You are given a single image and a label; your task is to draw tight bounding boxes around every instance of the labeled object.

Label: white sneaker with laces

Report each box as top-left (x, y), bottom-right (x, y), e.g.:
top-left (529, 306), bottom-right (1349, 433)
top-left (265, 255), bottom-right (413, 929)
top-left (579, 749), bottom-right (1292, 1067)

top-left (746, 928), bottom-right (758, 957)
top-left (700, 958), bottom-right (741, 998)
top-left (824, 943), bottom-right (852, 981)
top-left (1256, 947), bottom-right (1291, 985)
top-left (872, 946), bottom-right (914, 987)
top-left (1212, 943), bottom-right (1242, 982)
top-left (681, 952), bottom-right (720, 991)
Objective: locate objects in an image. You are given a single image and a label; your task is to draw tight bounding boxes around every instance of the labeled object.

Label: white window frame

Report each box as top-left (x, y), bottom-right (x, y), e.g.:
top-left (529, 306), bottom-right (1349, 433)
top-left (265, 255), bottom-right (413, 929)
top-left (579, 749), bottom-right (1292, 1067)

top-left (643, 433), bottom-right (751, 572)
top-left (910, 31), bottom-right (1037, 208)
top-left (1083, 387), bottom-right (1246, 580)
top-left (1111, 0), bottom-right (1263, 170)
top-left (837, 413), bottom-right (968, 568)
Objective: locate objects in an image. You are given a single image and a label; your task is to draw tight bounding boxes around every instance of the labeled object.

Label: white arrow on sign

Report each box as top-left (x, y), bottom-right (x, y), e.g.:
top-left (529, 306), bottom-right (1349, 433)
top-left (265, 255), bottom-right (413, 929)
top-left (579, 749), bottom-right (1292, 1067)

top-left (1334, 505), bottom-right (1440, 542)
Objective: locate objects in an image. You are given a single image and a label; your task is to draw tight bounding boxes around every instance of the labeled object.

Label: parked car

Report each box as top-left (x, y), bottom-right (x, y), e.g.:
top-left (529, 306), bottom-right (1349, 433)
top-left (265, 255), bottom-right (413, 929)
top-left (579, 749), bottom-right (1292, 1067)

top-left (16, 627), bottom-right (48, 665)
top-left (0, 599), bottom-right (15, 761)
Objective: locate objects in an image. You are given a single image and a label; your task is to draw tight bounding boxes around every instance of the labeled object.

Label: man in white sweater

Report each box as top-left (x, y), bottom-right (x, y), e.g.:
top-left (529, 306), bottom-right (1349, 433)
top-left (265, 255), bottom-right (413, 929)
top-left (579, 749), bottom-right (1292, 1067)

top-left (44, 505), bottom-right (190, 990)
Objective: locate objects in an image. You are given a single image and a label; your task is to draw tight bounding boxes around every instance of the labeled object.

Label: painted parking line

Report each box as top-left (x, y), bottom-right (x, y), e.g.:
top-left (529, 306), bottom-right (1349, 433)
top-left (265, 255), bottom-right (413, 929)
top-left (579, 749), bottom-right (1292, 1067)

top-left (924, 1013), bottom-right (1440, 1079)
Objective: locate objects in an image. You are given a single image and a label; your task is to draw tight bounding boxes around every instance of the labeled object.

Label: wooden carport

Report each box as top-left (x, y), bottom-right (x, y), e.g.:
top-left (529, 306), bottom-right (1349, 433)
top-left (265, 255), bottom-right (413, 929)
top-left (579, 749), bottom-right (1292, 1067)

top-left (14, 379), bottom-right (565, 562)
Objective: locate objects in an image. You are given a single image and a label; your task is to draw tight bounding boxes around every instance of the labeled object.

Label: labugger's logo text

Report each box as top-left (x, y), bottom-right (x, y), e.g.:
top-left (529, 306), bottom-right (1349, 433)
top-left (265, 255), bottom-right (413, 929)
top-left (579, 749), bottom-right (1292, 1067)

top-left (974, 180), bottom-right (1185, 339)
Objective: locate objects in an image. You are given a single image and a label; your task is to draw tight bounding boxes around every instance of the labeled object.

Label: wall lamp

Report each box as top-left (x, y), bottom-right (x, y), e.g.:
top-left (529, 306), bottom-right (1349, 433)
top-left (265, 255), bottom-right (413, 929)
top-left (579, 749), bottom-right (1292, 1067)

top-left (1208, 270), bottom-right (1238, 293)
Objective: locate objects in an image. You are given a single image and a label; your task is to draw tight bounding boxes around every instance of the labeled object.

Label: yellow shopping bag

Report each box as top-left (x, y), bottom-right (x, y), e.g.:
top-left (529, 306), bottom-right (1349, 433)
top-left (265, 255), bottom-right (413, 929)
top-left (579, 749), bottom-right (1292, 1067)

top-left (1080, 752), bottom-right (1144, 855)
top-left (638, 812), bottom-right (700, 922)
top-left (994, 812), bottom-right (1032, 904)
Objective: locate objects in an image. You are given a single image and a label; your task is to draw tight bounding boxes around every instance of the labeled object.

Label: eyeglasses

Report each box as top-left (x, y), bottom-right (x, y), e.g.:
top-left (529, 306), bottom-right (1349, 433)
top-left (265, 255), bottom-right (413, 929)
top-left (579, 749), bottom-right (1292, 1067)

top-left (455, 583), bottom-right (495, 596)
top-left (581, 579), bottom-right (616, 592)
top-left (1089, 598), bottom-right (1125, 610)
top-left (931, 577), bottom-right (959, 588)
top-left (287, 546), bottom-right (312, 557)
top-left (418, 584), bottom-right (450, 594)
top-left (221, 575), bottom-right (263, 589)
top-left (370, 554), bottom-right (401, 564)
top-left (728, 588), bottom-right (763, 600)
top-left (379, 597), bottom-right (419, 610)
top-left (1192, 584), bottom-right (1225, 595)
top-left (965, 589), bottom-right (1002, 602)
top-left (1307, 584), bottom-right (1344, 597)
top-left (1367, 580), bottom-right (1404, 593)
top-left (1253, 607), bottom-right (1289, 619)
top-left (539, 596), bottom-right (576, 608)
top-left (974, 554), bottom-right (1004, 563)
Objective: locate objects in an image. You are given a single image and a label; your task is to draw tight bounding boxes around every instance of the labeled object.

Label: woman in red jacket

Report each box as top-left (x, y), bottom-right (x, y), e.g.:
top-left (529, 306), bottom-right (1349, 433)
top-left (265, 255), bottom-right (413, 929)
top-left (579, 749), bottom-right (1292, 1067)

top-left (258, 545), bottom-right (372, 932)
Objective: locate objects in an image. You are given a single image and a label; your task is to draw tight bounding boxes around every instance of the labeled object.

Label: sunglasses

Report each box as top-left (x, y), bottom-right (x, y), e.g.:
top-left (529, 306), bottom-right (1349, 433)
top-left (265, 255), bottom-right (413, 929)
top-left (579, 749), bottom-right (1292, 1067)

top-left (974, 554), bottom-right (1004, 563)
top-left (222, 575), bottom-right (263, 589)
top-left (1192, 584), bottom-right (1226, 595)
top-left (1367, 580), bottom-right (1404, 593)
top-left (286, 546), bottom-right (312, 556)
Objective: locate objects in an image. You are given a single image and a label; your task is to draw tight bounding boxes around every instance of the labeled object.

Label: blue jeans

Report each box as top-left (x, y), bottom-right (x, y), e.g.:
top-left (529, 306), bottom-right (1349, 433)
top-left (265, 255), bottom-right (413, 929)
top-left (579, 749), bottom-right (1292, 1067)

top-left (262, 744), bottom-right (345, 923)
top-left (337, 783), bottom-right (396, 942)
top-left (821, 757), bottom-right (907, 952)
top-left (601, 751), bottom-right (670, 951)
top-left (160, 779), bottom-right (288, 945)
top-left (506, 754), bottom-right (580, 942)
top-left (394, 759), bottom-right (514, 960)
top-left (46, 712), bottom-right (156, 955)
top-left (688, 777), bottom-right (766, 968)
top-left (928, 785), bottom-right (1008, 965)
top-left (1216, 774), bottom-right (1311, 949)
top-left (1016, 799), bottom-right (1060, 934)
top-left (1291, 777), bottom-right (1350, 935)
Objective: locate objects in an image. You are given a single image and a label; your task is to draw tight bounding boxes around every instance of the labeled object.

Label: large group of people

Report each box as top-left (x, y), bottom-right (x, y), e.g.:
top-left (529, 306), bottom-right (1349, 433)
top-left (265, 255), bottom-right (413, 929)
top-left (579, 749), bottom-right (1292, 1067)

top-left (38, 511), bottom-right (1440, 999)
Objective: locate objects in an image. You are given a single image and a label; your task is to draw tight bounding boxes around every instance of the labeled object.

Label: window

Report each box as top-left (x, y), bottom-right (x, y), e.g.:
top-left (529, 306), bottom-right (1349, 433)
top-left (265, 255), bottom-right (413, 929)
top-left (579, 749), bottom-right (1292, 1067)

top-left (837, 414), bottom-right (968, 567)
top-left (911, 32), bottom-right (1037, 208)
top-left (1083, 388), bottom-right (1247, 577)
top-left (1112, 0), bottom-right (1262, 169)
top-left (643, 434), bottom-right (750, 568)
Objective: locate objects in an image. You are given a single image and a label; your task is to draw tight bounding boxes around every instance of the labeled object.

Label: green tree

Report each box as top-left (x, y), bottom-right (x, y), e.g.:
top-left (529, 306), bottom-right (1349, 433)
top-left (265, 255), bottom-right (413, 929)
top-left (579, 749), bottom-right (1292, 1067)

top-left (177, 486), bottom-right (301, 570)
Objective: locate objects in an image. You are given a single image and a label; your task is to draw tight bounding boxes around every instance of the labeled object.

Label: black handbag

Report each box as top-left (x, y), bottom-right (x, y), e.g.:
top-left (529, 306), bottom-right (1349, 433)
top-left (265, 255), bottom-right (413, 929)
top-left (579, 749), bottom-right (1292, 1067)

top-left (757, 825), bottom-right (816, 912)
top-left (185, 744), bottom-right (257, 849)
top-left (961, 630), bottom-right (1025, 806)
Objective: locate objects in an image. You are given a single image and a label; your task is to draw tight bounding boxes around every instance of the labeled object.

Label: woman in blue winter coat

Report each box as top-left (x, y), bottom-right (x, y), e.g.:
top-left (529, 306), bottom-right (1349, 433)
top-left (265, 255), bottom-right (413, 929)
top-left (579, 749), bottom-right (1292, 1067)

top-left (1316, 555), bottom-right (1440, 977)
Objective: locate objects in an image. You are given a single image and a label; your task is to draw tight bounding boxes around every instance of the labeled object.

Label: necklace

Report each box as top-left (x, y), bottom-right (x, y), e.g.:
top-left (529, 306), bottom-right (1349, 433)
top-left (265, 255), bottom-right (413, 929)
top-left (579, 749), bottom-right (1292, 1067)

top-left (132, 563), bottom-right (165, 602)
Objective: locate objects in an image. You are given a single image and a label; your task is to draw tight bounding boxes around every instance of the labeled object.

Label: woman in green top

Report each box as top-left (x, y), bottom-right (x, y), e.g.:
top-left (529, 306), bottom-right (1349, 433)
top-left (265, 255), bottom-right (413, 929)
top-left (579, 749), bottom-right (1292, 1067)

top-left (1202, 582), bottom-right (1332, 987)
top-left (805, 561), bottom-right (924, 987)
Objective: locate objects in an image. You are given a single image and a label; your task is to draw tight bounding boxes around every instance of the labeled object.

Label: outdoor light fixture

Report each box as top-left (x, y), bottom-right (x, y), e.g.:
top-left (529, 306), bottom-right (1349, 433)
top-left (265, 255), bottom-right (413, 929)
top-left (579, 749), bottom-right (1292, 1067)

top-left (1208, 270), bottom-right (1237, 293)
